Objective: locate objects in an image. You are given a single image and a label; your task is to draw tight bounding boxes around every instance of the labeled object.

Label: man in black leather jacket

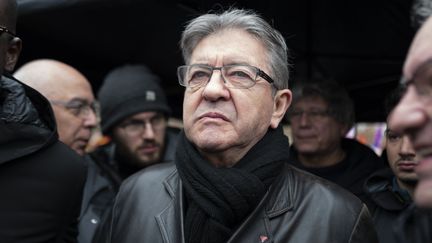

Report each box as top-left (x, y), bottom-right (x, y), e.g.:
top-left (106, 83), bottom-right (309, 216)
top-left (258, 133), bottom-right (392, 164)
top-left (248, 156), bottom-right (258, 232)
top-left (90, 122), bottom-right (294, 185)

top-left (108, 8), bottom-right (378, 243)
top-left (0, 1), bottom-right (87, 242)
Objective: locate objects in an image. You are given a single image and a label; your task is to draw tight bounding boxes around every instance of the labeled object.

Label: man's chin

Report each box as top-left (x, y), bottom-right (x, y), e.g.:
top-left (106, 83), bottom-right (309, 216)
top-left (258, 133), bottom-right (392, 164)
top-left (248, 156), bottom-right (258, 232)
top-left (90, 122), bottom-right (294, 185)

top-left (135, 156), bottom-right (160, 168)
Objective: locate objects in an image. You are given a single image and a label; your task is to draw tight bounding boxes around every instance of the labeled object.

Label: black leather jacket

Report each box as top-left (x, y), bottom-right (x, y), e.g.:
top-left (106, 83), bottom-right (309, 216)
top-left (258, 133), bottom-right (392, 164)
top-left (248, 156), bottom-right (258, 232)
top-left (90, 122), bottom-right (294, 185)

top-left (108, 163), bottom-right (378, 243)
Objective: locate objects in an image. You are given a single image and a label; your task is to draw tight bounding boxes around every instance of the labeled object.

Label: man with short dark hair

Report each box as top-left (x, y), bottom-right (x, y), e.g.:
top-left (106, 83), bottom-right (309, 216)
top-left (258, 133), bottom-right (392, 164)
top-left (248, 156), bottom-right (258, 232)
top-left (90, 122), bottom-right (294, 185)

top-left (287, 80), bottom-right (386, 202)
top-left (364, 86), bottom-right (419, 243)
top-left (0, 1), bottom-right (87, 242)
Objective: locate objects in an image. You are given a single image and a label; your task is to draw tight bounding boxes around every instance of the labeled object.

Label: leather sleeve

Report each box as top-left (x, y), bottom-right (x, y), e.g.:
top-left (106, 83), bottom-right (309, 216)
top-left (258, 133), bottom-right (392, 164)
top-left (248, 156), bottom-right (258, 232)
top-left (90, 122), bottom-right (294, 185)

top-left (349, 204), bottom-right (379, 243)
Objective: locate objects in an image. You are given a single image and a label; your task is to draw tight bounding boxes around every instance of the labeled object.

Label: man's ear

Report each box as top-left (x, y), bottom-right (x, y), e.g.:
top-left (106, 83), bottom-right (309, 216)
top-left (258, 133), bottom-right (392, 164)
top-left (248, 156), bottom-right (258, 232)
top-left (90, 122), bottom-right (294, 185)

top-left (4, 37), bottom-right (22, 72)
top-left (270, 89), bottom-right (292, 128)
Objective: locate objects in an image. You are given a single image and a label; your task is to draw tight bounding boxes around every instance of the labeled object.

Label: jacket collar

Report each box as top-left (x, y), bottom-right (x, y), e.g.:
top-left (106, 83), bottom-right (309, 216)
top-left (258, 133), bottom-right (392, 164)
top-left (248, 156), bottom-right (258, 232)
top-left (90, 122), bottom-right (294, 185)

top-left (157, 164), bottom-right (294, 242)
top-left (0, 74), bottom-right (57, 164)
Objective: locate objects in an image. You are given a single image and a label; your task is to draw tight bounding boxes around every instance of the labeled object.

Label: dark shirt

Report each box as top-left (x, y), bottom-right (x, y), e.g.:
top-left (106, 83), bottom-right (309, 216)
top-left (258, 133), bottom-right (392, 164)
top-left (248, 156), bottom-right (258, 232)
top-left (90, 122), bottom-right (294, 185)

top-left (289, 138), bottom-right (386, 202)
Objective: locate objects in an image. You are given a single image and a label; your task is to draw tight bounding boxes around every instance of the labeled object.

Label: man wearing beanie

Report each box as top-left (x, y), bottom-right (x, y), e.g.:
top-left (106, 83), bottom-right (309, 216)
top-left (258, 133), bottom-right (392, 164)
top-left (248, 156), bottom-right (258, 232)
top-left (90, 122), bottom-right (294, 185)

top-left (78, 64), bottom-right (178, 243)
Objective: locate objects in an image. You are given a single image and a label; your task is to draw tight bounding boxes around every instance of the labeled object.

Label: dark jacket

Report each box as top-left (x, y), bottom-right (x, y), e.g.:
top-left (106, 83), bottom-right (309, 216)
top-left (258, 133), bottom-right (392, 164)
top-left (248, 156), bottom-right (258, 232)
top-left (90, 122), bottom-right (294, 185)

top-left (78, 130), bottom-right (178, 243)
top-left (364, 168), bottom-right (412, 243)
top-left (394, 204), bottom-right (432, 243)
top-left (289, 138), bottom-right (386, 202)
top-left (108, 162), bottom-right (378, 243)
top-left (0, 75), bottom-right (87, 243)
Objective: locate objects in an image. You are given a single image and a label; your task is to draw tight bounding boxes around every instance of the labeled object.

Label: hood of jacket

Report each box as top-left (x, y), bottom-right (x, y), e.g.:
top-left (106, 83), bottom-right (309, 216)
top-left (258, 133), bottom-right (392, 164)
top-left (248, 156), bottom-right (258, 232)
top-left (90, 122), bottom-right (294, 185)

top-left (364, 168), bottom-right (412, 211)
top-left (0, 74), bottom-right (58, 164)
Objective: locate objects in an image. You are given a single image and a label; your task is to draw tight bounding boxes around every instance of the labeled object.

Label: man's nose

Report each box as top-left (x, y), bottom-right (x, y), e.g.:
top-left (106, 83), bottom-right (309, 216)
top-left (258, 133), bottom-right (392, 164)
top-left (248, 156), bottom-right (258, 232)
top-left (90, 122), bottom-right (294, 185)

top-left (388, 86), bottom-right (426, 136)
top-left (399, 135), bottom-right (416, 157)
top-left (83, 109), bottom-right (98, 128)
top-left (299, 112), bottom-right (311, 126)
top-left (202, 70), bottom-right (230, 101)
top-left (141, 122), bottom-right (155, 139)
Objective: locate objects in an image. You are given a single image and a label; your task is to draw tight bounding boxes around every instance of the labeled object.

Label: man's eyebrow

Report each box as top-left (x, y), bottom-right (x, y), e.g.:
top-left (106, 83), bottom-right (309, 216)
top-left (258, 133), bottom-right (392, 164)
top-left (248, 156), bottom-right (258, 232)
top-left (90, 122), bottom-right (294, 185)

top-left (68, 98), bottom-right (88, 103)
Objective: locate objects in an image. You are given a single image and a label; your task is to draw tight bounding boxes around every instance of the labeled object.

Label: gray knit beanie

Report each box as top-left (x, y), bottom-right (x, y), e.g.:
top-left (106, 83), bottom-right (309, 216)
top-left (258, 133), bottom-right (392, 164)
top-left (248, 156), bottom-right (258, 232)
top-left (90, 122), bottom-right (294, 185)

top-left (98, 64), bottom-right (171, 134)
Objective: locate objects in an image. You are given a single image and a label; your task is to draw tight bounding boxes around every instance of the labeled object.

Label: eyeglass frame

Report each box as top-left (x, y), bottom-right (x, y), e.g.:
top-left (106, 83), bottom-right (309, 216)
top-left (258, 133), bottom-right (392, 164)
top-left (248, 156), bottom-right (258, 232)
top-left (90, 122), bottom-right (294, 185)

top-left (0, 25), bottom-right (16, 38)
top-left (399, 59), bottom-right (432, 100)
top-left (118, 113), bottom-right (167, 137)
top-left (177, 64), bottom-right (275, 89)
top-left (50, 99), bottom-right (100, 118)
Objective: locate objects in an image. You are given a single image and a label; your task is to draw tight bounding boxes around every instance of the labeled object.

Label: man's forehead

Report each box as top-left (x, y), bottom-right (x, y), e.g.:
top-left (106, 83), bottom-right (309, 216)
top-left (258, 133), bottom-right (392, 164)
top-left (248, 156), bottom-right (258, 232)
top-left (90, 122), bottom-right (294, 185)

top-left (127, 111), bottom-right (163, 120)
top-left (293, 96), bottom-right (328, 108)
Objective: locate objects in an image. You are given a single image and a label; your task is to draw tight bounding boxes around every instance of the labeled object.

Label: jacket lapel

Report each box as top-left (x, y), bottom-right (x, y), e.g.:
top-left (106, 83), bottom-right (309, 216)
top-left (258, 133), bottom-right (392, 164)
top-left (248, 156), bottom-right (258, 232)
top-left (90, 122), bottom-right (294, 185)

top-left (228, 165), bottom-right (294, 243)
top-left (155, 171), bottom-right (185, 243)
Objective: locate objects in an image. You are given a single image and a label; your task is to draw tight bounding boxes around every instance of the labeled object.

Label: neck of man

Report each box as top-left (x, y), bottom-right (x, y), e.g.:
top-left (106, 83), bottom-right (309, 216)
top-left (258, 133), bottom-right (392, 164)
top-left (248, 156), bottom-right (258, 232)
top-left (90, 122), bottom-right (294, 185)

top-left (298, 148), bottom-right (346, 168)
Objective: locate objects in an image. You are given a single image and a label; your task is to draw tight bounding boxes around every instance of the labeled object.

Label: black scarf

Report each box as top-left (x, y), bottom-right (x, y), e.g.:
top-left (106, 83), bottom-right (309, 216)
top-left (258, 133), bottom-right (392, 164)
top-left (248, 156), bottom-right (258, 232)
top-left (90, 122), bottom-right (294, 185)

top-left (175, 125), bottom-right (290, 243)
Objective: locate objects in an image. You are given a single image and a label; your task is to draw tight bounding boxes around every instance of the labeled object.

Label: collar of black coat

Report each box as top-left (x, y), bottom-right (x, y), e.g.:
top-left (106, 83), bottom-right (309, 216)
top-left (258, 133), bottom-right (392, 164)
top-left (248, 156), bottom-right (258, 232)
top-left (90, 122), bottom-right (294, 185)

top-left (0, 74), bottom-right (57, 164)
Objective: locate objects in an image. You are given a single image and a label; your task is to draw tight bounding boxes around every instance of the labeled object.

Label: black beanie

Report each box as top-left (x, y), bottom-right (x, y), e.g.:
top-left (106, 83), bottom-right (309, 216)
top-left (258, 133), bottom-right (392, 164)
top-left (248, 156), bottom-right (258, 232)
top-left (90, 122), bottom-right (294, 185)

top-left (98, 64), bottom-right (171, 134)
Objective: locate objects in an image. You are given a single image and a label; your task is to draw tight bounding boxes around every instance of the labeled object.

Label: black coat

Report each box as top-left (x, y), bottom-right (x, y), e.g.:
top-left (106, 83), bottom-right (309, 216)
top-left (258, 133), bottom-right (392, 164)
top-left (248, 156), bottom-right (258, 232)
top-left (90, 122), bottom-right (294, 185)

top-left (394, 204), bottom-right (432, 243)
top-left (364, 168), bottom-right (412, 243)
top-left (0, 75), bottom-right (87, 243)
top-left (108, 163), bottom-right (378, 243)
top-left (289, 138), bottom-right (386, 202)
top-left (78, 130), bottom-right (178, 243)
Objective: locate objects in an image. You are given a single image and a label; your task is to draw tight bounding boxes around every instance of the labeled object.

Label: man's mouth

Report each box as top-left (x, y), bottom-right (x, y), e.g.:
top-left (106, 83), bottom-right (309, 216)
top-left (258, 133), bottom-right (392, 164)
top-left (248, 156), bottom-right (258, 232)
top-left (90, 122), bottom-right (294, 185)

top-left (199, 112), bottom-right (229, 121)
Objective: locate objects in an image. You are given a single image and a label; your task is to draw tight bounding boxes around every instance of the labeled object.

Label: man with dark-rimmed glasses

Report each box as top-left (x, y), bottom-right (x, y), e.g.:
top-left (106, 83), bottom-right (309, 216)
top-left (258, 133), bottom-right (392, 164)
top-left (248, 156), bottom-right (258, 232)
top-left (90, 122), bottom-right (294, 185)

top-left (108, 8), bottom-right (377, 243)
top-left (287, 80), bottom-right (385, 203)
top-left (0, 1), bottom-right (87, 242)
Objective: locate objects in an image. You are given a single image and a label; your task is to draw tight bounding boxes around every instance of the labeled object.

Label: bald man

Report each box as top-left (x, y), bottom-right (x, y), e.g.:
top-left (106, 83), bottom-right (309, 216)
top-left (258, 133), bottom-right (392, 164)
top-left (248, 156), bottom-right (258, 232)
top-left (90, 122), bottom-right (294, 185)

top-left (0, 1), bottom-right (86, 242)
top-left (14, 59), bottom-right (98, 155)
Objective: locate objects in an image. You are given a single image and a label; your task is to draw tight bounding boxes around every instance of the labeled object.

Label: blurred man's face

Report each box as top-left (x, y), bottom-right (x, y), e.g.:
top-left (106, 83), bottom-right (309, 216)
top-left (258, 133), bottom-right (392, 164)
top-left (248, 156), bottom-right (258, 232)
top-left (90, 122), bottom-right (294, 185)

top-left (385, 128), bottom-right (419, 186)
top-left (112, 111), bottom-right (167, 168)
top-left (51, 80), bottom-right (98, 155)
top-left (289, 96), bottom-right (347, 164)
top-left (389, 60), bottom-right (432, 207)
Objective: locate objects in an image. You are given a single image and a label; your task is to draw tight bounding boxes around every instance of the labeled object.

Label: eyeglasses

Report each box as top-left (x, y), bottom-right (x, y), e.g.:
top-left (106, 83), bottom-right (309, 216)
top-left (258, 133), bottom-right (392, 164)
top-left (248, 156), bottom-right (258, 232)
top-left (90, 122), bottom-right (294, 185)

top-left (0, 26), bottom-right (16, 38)
top-left (385, 129), bottom-right (402, 143)
top-left (400, 59), bottom-right (432, 101)
top-left (177, 64), bottom-right (274, 89)
top-left (119, 114), bottom-right (167, 137)
top-left (288, 109), bottom-right (331, 122)
top-left (50, 99), bottom-right (99, 118)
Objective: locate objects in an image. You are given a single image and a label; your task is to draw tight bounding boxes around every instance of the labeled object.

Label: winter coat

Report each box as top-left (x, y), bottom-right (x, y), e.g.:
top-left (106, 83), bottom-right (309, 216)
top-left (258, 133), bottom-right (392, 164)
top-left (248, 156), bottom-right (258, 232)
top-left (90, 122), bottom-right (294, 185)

top-left (364, 168), bottom-right (412, 243)
top-left (108, 162), bottom-right (378, 243)
top-left (0, 75), bottom-right (87, 243)
top-left (394, 204), bottom-right (432, 243)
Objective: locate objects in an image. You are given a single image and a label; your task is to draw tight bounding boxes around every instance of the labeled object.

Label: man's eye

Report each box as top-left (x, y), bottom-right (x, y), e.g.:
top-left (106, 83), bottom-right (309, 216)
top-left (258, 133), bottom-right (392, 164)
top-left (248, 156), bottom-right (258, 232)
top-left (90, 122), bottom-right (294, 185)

top-left (387, 132), bottom-right (402, 142)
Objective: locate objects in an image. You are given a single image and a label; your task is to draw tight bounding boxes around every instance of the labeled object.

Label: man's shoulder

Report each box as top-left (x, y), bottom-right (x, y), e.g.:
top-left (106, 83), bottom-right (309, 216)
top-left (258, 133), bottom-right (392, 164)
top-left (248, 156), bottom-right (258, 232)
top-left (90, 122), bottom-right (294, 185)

top-left (281, 165), bottom-right (363, 207)
top-left (120, 162), bottom-right (177, 192)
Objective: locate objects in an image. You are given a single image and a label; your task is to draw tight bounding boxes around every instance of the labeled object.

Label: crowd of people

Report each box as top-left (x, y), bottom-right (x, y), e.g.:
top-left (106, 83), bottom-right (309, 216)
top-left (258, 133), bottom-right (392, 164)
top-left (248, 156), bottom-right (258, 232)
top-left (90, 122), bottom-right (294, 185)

top-left (1, 0), bottom-right (432, 242)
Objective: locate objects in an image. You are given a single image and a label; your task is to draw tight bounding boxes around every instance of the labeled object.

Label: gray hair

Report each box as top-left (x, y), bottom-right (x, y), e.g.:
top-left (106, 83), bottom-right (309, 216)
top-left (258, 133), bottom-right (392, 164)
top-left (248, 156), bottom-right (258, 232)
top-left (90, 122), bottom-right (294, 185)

top-left (179, 8), bottom-right (290, 90)
top-left (290, 80), bottom-right (355, 127)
